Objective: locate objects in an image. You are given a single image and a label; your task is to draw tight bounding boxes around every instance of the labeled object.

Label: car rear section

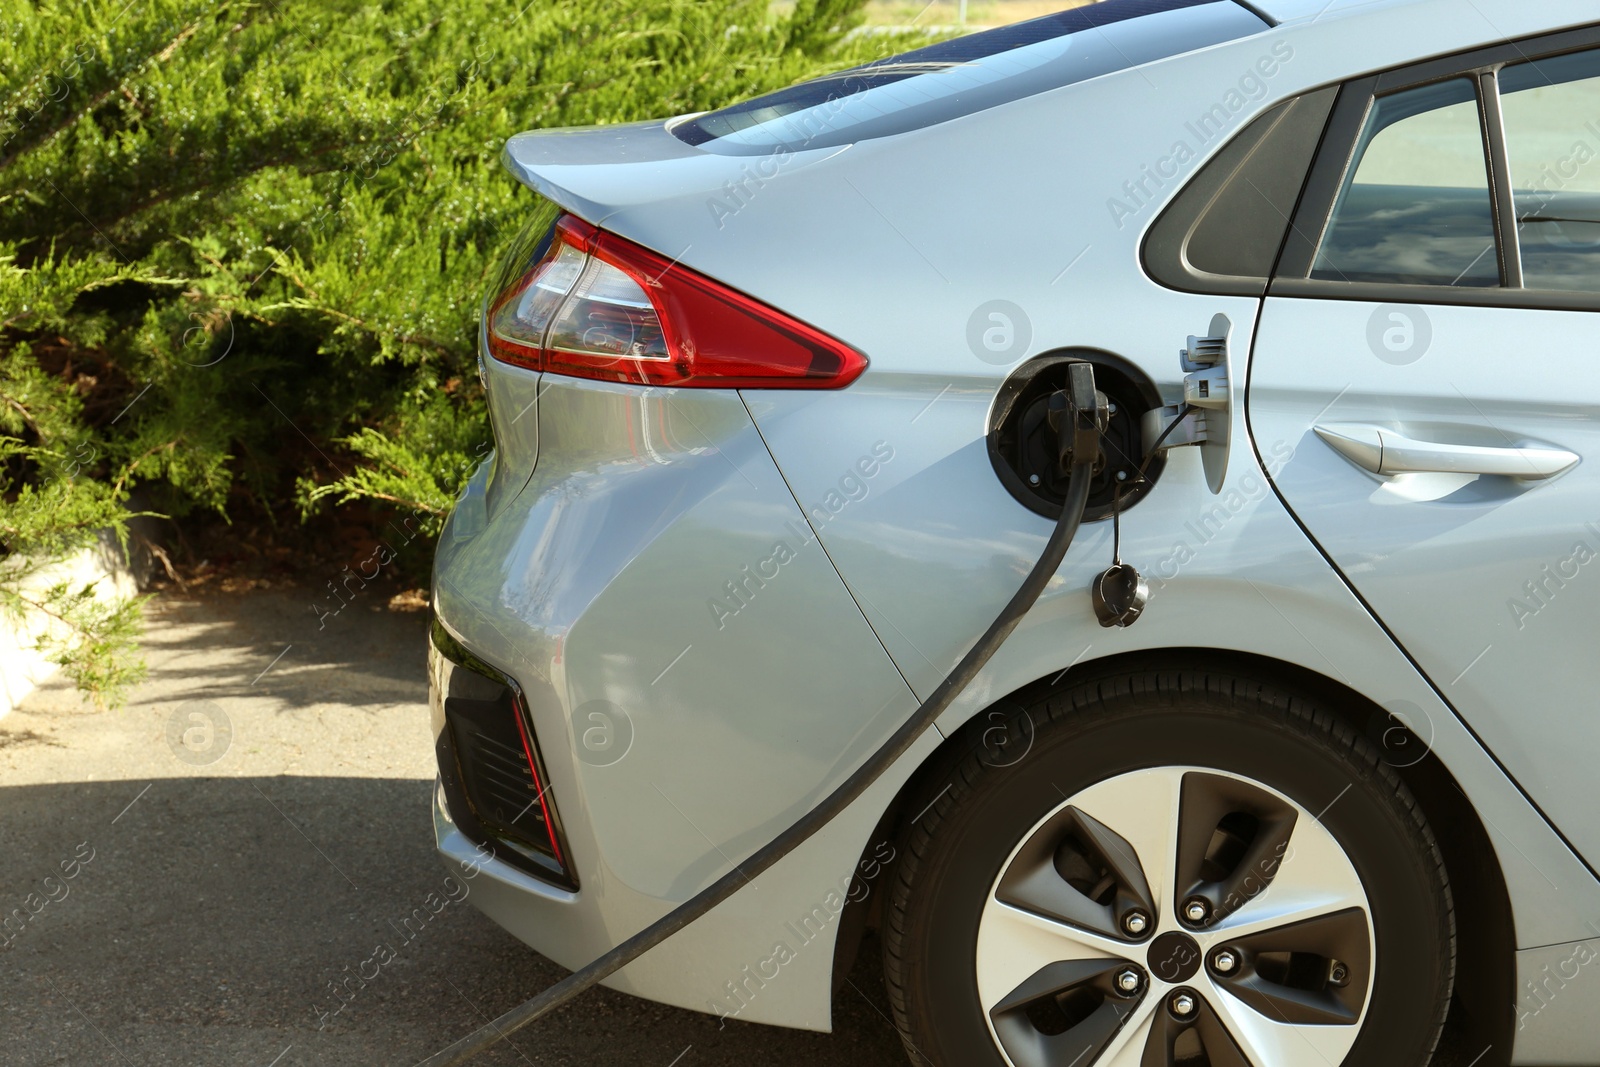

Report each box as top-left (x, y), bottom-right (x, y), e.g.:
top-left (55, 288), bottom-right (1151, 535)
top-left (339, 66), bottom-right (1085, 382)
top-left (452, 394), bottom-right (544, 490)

top-left (431, 2), bottom-right (1290, 1024)
top-left (431, 0), bottom-right (1600, 1058)
top-left (429, 176), bottom-right (929, 1026)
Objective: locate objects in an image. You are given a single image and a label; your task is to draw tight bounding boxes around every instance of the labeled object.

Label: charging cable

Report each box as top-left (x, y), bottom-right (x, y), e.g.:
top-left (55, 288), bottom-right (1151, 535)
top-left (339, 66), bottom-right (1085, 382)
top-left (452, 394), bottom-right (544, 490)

top-left (1092, 403), bottom-right (1195, 628)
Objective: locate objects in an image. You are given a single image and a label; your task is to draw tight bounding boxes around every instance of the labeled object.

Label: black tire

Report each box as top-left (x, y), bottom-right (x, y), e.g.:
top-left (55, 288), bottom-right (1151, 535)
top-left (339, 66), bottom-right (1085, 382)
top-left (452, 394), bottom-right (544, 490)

top-left (882, 668), bottom-right (1455, 1067)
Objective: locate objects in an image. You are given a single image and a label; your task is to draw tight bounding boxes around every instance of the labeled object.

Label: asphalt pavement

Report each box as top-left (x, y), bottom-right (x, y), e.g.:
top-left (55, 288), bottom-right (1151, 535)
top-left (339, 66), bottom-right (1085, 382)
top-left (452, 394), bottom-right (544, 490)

top-left (0, 587), bottom-right (1487, 1067)
top-left (0, 588), bottom-right (908, 1067)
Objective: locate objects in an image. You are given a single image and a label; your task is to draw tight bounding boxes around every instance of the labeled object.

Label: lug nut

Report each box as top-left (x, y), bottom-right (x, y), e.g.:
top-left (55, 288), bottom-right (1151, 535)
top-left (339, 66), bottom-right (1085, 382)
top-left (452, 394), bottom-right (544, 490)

top-left (1115, 969), bottom-right (1142, 994)
top-left (1183, 898), bottom-right (1210, 924)
top-left (1170, 991), bottom-right (1198, 1018)
top-left (1122, 910), bottom-right (1150, 936)
top-left (1329, 961), bottom-right (1350, 987)
top-left (1211, 949), bottom-right (1239, 975)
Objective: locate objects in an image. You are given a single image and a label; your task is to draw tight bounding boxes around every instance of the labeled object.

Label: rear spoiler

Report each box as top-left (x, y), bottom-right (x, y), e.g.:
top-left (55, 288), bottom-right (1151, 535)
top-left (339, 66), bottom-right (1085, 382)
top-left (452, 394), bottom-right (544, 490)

top-left (502, 119), bottom-right (711, 223)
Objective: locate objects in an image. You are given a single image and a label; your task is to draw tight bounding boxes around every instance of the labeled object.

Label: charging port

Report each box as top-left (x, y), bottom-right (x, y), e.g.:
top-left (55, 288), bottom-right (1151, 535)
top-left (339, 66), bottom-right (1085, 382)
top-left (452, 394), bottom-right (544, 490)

top-left (988, 351), bottom-right (1166, 522)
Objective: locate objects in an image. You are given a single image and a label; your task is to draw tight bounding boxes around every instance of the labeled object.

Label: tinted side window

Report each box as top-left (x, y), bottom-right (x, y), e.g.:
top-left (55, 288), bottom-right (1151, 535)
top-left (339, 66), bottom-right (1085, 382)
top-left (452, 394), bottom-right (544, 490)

top-left (1313, 79), bottom-right (1499, 287)
top-left (1143, 88), bottom-right (1337, 296)
top-left (1500, 49), bottom-right (1600, 292)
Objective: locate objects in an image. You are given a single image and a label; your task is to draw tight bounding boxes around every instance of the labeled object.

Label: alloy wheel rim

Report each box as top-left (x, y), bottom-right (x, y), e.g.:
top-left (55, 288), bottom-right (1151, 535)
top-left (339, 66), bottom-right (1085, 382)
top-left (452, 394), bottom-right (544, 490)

top-left (975, 766), bottom-right (1375, 1067)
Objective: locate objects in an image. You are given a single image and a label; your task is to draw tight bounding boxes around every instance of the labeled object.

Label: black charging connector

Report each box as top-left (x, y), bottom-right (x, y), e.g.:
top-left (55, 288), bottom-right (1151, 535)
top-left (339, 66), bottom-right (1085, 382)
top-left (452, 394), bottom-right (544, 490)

top-left (1046, 372), bottom-right (1110, 477)
top-left (988, 353), bottom-right (1164, 523)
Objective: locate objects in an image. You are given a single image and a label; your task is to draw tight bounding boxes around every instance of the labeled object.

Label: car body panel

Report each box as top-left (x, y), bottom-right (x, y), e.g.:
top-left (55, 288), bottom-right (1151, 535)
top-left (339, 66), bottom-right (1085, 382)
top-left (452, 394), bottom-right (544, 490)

top-left (1251, 299), bottom-right (1600, 875)
top-left (1257, 0), bottom-right (1592, 36)
top-left (1513, 935), bottom-right (1600, 1065)
top-left (502, 118), bottom-right (855, 226)
top-left (432, 371), bottom-right (923, 1027)
top-left (672, 1), bottom-right (1270, 156)
top-left (499, 3), bottom-right (1598, 386)
top-left (478, 317), bottom-right (540, 523)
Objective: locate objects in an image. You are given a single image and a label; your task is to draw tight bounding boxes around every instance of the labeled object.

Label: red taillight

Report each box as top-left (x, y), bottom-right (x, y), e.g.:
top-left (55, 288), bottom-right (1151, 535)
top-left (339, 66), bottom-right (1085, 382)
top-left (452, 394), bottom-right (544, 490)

top-left (486, 215), bottom-right (867, 388)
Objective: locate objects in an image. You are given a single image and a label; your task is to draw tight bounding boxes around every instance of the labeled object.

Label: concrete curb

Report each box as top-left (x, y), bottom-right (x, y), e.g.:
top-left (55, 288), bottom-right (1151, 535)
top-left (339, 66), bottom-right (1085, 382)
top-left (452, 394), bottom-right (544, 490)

top-left (0, 529), bottom-right (149, 720)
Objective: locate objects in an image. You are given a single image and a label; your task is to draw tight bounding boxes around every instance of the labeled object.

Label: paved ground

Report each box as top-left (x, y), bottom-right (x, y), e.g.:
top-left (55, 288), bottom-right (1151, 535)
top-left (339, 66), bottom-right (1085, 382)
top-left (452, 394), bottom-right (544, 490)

top-left (0, 589), bottom-right (908, 1067)
top-left (0, 587), bottom-right (1489, 1067)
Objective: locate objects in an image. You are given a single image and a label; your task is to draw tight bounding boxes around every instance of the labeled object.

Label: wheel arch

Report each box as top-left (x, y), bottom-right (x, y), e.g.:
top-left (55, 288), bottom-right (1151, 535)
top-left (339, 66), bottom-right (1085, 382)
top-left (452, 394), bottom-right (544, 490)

top-left (833, 646), bottom-right (1514, 1063)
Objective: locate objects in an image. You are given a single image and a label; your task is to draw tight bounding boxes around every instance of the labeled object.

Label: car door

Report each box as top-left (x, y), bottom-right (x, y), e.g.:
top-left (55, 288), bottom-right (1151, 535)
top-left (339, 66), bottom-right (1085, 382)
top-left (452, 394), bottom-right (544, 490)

top-left (1248, 27), bottom-right (1600, 869)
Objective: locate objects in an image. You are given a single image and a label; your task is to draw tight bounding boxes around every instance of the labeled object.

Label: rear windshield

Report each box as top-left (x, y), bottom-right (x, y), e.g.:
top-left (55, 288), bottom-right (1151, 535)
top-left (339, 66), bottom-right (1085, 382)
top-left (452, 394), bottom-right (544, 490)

top-left (672, 0), bottom-right (1269, 156)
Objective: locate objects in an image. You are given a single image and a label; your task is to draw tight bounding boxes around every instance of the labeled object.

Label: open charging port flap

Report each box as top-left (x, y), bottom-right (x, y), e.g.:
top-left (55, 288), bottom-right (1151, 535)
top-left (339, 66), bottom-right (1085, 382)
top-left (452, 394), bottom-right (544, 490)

top-left (989, 350), bottom-right (1167, 522)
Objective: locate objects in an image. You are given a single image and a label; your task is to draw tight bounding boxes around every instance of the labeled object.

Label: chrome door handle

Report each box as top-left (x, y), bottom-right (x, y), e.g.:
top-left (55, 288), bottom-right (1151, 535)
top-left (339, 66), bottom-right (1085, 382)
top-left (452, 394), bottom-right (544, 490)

top-left (1314, 423), bottom-right (1580, 480)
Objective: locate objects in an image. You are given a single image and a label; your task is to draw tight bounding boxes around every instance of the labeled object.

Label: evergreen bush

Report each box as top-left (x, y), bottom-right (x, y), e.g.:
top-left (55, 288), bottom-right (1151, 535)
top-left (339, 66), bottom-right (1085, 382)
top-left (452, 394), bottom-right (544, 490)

top-left (2, 0), bottom-right (918, 706)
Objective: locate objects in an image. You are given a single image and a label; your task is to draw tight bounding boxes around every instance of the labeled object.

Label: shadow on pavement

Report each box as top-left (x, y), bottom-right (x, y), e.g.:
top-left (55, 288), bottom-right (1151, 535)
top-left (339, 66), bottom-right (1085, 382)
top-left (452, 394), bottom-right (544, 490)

top-left (0, 776), bottom-right (908, 1067)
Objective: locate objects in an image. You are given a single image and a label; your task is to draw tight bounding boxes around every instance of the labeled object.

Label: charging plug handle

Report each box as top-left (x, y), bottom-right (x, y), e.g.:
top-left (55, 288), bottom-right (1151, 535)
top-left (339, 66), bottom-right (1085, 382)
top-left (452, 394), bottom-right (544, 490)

top-left (1046, 362), bottom-right (1111, 475)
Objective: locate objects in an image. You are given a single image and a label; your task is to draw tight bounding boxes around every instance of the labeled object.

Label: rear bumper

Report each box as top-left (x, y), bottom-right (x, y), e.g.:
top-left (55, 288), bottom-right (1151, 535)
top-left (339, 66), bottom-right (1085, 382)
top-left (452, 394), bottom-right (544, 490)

top-left (429, 366), bottom-right (922, 1029)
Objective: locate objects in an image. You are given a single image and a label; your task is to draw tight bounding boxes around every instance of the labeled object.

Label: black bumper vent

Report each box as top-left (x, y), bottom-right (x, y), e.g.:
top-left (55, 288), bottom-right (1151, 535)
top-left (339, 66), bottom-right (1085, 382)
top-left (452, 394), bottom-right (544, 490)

top-left (430, 618), bottom-right (575, 889)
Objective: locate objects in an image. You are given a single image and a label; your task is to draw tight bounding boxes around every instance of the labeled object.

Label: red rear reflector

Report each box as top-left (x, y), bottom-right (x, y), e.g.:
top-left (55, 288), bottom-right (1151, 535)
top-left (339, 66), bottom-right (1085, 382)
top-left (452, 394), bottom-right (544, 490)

top-left (509, 696), bottom-right (563, 867)
top-left (487, 215), bottom-right (866, 388)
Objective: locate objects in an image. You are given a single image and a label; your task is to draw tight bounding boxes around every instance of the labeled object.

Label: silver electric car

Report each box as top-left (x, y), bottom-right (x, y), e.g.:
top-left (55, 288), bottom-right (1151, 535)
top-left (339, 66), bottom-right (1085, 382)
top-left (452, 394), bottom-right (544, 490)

top-left (428, 2), bottom-right (1600, 1064)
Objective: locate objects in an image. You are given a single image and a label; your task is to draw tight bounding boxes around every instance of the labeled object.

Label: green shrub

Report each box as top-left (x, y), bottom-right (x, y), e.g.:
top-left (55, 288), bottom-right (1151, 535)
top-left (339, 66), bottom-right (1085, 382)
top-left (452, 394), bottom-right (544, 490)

top-left (1, 0), bottom-right (924, 707)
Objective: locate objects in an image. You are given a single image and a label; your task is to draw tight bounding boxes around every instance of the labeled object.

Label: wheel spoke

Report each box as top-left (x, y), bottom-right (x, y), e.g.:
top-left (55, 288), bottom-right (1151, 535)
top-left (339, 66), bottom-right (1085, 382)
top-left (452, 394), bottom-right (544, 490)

top-left (1055, 768), bottom-right (1185, 929)
top-left (994, 997), bottom-right (1143, 1067)
top-left (987, 960), bottom-right (1151, 1067)
top-left (1207, 908), bottom-right (1371, 1026)
top-left (1093, 999), bottom-right (1161, 1067)
top-left (977, 901), bottom-right (1138, 1010)
top-left (1206, 983), bottom-right (1360, 1067)
top-left (1173, 772), bottom-right (1299, 928)
top-left (996, 791), bottom-right (1168, 942)
top-left (1203, 813), bottom-right (1369, 943)
top-left (1140, 999), bottom-right (1252, 1067)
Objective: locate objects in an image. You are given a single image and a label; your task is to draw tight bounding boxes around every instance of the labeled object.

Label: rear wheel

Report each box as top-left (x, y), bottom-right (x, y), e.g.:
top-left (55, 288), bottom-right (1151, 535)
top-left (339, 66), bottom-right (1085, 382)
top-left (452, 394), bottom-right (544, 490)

top-left (882, 670), bottom-right (1454, 1067)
